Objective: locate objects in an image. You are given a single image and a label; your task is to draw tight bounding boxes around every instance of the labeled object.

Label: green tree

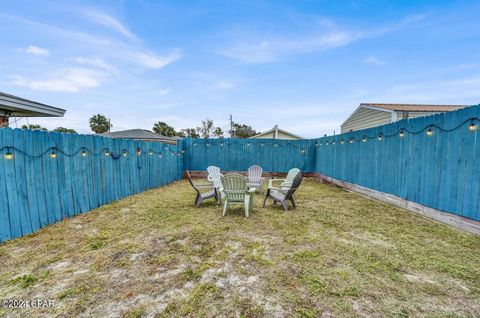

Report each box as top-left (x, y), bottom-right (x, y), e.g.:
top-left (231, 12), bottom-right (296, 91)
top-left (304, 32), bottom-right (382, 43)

top-left (152, 121), bottom-right (177, 136)
top-left (231, 122), bottom-right (257, 138)
top-left (53, 127), bottom-right (77, 134)
top-left (197, 118), bottom-right (215, 138)
top-left (21, 124), bottom-right (48, 131)
top-left (180, 128), bottom-right (200, 138)
top-left (89, 114), bottom-right (112, 134)
top-left (213, 127), bottom-right (224, 138)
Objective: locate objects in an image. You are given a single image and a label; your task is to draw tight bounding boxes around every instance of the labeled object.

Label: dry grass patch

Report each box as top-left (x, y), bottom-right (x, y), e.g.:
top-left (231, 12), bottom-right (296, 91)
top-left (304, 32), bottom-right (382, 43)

top-left (0, 179), bottom-right (479, 317)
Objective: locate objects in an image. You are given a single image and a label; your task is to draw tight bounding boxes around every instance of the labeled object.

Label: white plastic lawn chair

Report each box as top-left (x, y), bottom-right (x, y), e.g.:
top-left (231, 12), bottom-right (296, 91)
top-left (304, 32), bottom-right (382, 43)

top-left (221, 174), bottom-right (255, 217)
top-left (207, 166), bottom-right (224, 202)
top-left (246, 165), bottom-right (265, 193)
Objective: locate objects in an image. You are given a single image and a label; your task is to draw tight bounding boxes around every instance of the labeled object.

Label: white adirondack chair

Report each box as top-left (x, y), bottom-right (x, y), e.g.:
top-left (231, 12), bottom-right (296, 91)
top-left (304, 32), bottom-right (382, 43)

top-left (207, 166), bottom-right (224, 202)
top-left (247, 165), bottom-right (265, 193)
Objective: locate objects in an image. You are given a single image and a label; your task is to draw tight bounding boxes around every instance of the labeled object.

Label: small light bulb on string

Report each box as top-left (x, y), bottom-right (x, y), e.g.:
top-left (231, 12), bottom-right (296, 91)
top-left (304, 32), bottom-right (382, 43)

top-left (426, 127), bottom-right (433, 136)
top-left (182, 150), bottom-right (186, 154)
top-left (149, 151), bottom-right (153, 156)
top-left (340, 139), bottom-right (344, 144)
top-left (81, 149), bottom-right (87, 157)
top-left (274, 143), bottom-right (278, 147)
top-left (399, 130), bottom-right (404, 138)
top-left (136, 148), bottom-right (142, 156)
top-left (206, 143), bottom-right (209, 147)
top-left (105, 150), bottom-right (110, 156)
top-left (301, 149), bottom-right (305, 155)
top-left (159, 154), bottom-right (163, 158)
top-left (362, 136), bottom-right (367, 143)
top-left (193, 142), bottom-right (197, 146)
top-left (468, 121), bottom-right (477, 131)
top-left (4, 148), bottom-right (13, 160)
top-left (332, 140), bottom-right (336, 145)
top-left (377, 134), bottom-right (383, 141)
top-left (123, 150), bottom-right (128, 157)
top-left (220, 143), bottom-right (224, 147)
top-left (50, 150), bottom-right (57, 159)
top-left (246, 143), bottom-right (250, 147)
top-left (261, 143), bottom-right (264, 147)
top-left (349, 138), bottom-right (354, 144)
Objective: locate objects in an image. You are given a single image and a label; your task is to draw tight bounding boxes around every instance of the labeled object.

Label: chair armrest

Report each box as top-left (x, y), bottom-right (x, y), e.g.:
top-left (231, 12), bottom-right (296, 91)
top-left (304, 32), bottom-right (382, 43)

top-left (195, 183), bottom-right (213, 189)
top-left (268, 178), bottom-right (286, 188)
top-left (268, 186), bottom-right (288, 193)
top-left (247, 188), bottom-right (256, 193)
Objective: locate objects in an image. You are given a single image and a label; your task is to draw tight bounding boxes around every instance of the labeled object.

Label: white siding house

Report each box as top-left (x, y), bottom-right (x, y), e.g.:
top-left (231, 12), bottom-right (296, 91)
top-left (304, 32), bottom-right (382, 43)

top-left (341, 103), bottom-right (467, 133)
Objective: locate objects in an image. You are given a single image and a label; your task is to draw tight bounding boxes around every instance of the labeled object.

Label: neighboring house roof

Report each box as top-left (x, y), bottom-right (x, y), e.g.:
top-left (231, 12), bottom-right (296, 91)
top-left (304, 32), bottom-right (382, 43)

top-left (0, 91), bottom-right (66, 117)
top-left (341, 103), bottom-right (468, 128)
top-left (101, 129), bottom-right (179, 143)
top-left (359, 103), bottom-right (467, 112)
top-left (250, 125), bottom-right (304, 139)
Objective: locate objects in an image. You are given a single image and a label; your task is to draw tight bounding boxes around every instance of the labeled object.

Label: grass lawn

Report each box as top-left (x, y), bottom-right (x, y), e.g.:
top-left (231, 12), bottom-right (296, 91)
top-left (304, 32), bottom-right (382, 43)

top-left (0, 179), bottom-right (479, 317)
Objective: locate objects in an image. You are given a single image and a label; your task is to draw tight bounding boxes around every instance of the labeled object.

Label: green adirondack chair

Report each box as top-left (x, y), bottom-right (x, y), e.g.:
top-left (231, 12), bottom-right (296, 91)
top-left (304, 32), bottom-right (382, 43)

top-left (221, 174), bottom-right (255, 217)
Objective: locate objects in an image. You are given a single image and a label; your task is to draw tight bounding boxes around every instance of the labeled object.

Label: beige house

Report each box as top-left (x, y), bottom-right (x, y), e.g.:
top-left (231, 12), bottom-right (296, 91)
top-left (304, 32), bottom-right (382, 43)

top-left (341, 103), bottom-right (467, 133)
top-left (250, 125), bottom-right (303, 140)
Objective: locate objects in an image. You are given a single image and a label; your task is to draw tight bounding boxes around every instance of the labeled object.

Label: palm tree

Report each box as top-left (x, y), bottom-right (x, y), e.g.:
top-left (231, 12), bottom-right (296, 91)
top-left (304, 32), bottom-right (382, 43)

top-left (152, 122), bottom-right (177, 136)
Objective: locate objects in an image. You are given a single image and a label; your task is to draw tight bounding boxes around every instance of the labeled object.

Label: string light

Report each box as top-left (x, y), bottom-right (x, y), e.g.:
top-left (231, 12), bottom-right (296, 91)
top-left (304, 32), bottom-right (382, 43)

top-left (426, 127), bottom-right (433, 136)
top-left (349, 138), bottom-right (354, 144)
top-left (340, 139), bottom-right (344, 144)
top-left (123, 150), bottom-right (128, 157)
top-left (81, 149), bottom-right (87, 157)
top-left (105, 150), bottom-right (110, 156)
top-left (301, 149), bottom-right (305, 155)
top-left (362, 136), bottom-right (367, 142)
top-left (399, 130), bottom-right (404, 138)
top-left (159, 154), bottom-right (163, 158)
top-left (50, 150), bottom-right (57, 159)
top-left (469, 121), bottom-right (477, 131)
top-left (332, 140), bottom-right (336, 145)
top-left (136, 148), bottom-right (142, 156)
top-left (220, 143), bottom-right (224, 147)
top-left (149, 151), bottom-right (153, 155)
top-left (378, 134), bottom-right (383, 141)
top-left (4, 148), bottom-right (13, 160)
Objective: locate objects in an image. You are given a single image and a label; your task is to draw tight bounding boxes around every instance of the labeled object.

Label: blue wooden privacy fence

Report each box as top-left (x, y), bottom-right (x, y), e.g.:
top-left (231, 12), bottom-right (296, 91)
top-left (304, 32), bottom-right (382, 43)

top-left (0, 129), bottom-right (183, 242)
top-left (314, 104), bottom-right (480, 222)
top-left (182, 138), bottom-right (316, 173)
top-left (1, 104), bottom-right (480, 242)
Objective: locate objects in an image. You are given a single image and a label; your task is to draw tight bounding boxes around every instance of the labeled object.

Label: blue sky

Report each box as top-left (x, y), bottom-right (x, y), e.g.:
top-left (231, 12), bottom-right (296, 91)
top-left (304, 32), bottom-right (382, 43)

top-left (1, 0), bottom-right (480, 137)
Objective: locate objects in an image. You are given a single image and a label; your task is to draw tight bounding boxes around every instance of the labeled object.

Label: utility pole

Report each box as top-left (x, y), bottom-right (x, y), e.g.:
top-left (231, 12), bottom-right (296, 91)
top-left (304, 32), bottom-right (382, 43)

top-left (229, 114), bottom-right (234, 138)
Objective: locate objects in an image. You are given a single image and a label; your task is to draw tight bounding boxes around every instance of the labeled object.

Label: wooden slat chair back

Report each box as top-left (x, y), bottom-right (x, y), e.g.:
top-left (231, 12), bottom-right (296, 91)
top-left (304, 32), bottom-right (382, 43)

top-left (221, 173), bottom-right (255, 217)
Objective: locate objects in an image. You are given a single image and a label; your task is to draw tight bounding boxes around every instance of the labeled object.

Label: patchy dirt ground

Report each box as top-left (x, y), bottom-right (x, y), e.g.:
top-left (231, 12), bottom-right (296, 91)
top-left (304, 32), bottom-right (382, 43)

top-left (0, 179), bottom-right (479, 317)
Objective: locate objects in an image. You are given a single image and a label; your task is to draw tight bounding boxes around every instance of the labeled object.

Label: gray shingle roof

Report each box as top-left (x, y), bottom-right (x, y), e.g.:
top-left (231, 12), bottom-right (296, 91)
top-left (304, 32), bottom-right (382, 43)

top-left (101, 129), bottom-right (179, 142)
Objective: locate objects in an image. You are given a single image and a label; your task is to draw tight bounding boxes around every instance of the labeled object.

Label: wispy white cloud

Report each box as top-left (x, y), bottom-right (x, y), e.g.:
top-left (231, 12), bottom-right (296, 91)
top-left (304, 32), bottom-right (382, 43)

top-left (69, 56), bottom-right (118, 74)
top-left (363, 56), bottom-right (385, 65)
top-left (219, 14), bottom-right (428, 63)
top-left (81, 9), bottom-right (137, 40)
top-left (10, 68), bottom-right (107, 93)
top-left (16, 45), bottom-right (50, 56)
top-left (131, 50), bottom-right (182, 69)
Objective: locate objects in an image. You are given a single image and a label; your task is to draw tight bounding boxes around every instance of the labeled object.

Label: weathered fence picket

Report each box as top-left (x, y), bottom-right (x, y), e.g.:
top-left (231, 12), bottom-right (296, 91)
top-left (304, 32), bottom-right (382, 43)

top-left (0, 130), bottom-right (183, 242)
